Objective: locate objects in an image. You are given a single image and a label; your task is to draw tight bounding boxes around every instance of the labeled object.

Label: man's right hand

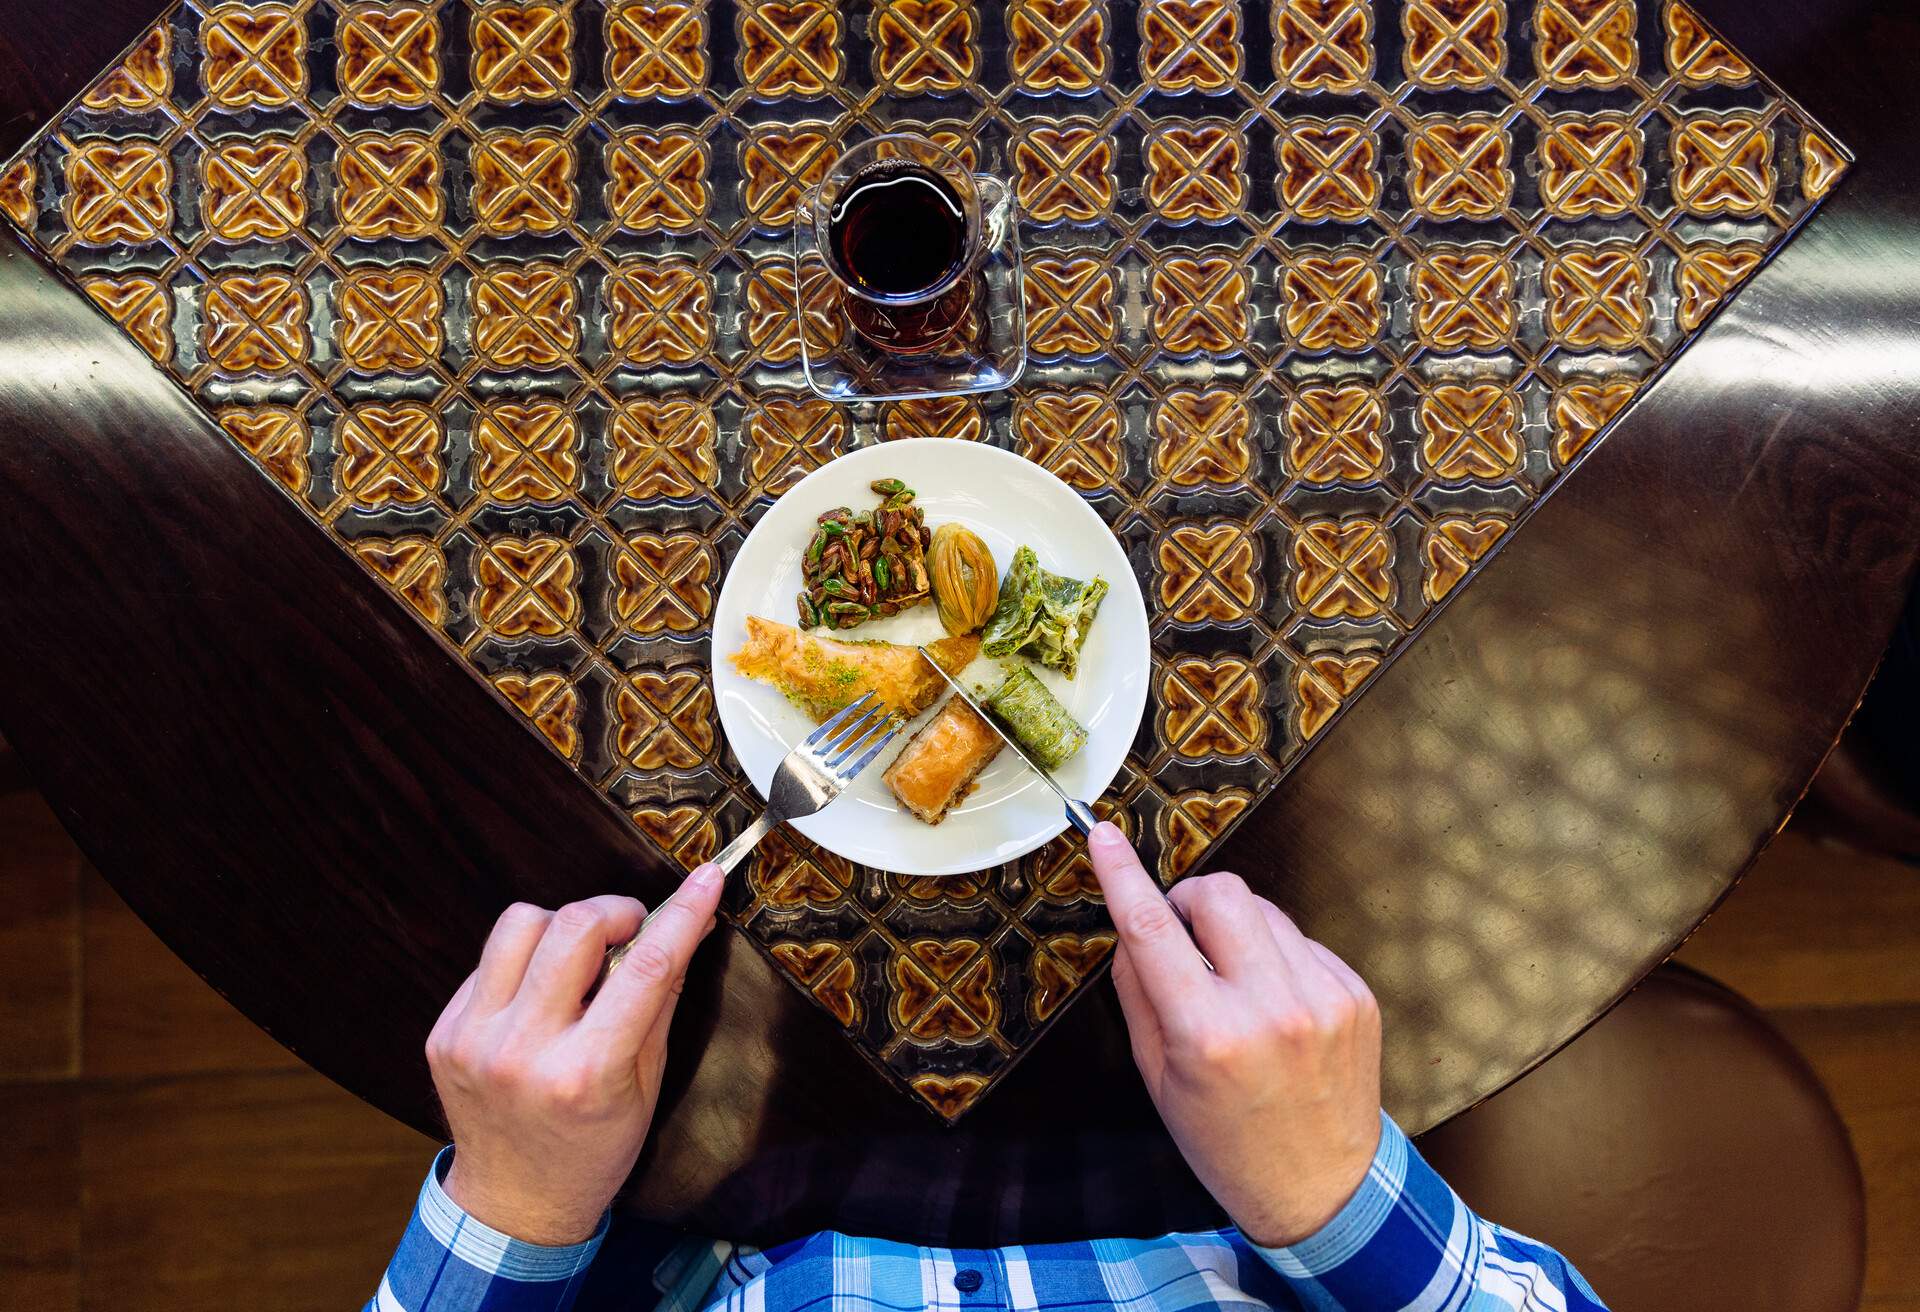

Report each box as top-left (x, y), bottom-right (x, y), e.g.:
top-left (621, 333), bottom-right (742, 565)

top-left (1088, 822), bottom-right (1384, 1249)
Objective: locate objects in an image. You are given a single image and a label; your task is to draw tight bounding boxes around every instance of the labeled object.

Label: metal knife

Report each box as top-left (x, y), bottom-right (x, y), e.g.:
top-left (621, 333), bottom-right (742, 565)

top-left (915, 646), bottom-right (1098, 835)
top-left (915, 647), bottom-right (1213, 970)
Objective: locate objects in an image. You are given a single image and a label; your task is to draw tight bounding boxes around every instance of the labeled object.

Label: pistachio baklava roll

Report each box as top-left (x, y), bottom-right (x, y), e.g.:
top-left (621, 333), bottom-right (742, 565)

top-left (984, 666), bottom-right (1086, 772)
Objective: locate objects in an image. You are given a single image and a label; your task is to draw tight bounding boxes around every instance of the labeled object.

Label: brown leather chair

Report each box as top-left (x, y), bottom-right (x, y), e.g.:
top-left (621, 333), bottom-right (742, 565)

top-left (1418, 965), bottom-right (1865, 1312)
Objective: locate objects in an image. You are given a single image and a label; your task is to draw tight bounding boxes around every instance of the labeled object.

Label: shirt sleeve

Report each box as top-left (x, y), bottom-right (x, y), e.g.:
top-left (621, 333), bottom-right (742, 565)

top-left (364, 1147), bottom-right (609, 1312)
top-left (1250, 1112), bottom-right (1611, 1311)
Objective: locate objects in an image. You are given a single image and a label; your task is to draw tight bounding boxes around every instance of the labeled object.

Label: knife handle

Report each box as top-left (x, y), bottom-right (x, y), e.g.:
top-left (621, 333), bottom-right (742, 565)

top-left (1067, 799), bottom-right (1214, 971)
top-left (1064, 796), bottom-right (1098, 835)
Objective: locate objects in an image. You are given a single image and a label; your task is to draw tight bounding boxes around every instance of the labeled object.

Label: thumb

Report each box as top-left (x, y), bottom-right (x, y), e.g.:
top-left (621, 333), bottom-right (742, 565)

top-left (1109, 941), bottom-right (1165, 1076)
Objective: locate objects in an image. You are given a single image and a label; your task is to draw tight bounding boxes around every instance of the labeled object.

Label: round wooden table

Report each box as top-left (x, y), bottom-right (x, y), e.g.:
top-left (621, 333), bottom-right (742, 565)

top-left (1, 0), bottom-right (1916, 1247)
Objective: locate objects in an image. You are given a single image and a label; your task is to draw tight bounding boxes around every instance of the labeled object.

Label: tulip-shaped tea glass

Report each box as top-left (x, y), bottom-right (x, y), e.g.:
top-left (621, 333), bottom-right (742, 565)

top-left (796, 134), bottom-right (1024, 402)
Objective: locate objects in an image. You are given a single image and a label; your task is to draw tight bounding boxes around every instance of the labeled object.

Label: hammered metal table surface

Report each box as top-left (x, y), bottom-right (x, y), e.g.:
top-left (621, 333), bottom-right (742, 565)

top-left (0, 0), bottom-right (1847, 1121)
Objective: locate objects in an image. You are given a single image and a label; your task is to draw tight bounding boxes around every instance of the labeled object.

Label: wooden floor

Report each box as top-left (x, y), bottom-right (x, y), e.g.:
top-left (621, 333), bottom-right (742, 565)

top-left (2, 784), bottom-right (1916, 1309)
top-left (1672, 827), bottom-right (1920, 1310)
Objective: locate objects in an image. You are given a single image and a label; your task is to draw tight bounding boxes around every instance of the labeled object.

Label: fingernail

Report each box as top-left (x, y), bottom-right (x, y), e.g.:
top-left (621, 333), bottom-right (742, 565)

top-left (1090, 821), bottom-right (1127, 848)
top-left (686, 862), bottom-right (723, 891)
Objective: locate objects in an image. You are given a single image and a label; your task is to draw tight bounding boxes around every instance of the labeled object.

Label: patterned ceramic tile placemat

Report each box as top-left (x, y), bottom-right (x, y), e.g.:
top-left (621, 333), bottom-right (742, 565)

top-left (0, 0), bottom-right (1848, 1119)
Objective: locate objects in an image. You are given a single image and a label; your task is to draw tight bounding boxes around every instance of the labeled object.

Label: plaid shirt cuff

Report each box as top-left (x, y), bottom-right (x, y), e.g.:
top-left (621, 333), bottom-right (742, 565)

top-left (1249, 1110), bottom-right (1410, 1279)
top-left (1248, 1113), bottom-right (1610, 1310)
top-left (369, 1147), bottom-right (608, 1312)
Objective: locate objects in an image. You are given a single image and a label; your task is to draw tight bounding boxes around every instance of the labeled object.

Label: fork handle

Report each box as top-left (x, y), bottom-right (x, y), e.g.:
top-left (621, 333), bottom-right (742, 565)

top-left (597, 811), bottom-right (777, 987)
top-left (712, 810), bottom-right (778, 876)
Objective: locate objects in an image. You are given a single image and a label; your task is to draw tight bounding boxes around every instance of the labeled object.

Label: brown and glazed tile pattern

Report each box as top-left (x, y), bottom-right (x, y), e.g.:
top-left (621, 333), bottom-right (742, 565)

top-left (4, 0), bottom-right (1845, 1121)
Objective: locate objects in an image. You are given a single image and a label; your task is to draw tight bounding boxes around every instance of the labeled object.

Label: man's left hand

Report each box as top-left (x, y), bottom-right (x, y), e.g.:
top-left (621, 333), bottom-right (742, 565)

top-left (425, 864), bottom-right (726, 1246)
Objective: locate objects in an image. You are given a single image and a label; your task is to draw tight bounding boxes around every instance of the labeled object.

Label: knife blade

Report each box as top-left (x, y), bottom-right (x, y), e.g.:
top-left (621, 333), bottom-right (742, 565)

top-left (915, 647), bottom-right (1214, 971)
top-left (916, 646), bottom-right (1098, 834)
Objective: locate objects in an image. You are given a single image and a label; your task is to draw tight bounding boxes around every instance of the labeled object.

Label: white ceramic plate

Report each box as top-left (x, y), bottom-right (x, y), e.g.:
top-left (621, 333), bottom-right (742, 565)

top-left (711, 440), bottom-right (1149, 876)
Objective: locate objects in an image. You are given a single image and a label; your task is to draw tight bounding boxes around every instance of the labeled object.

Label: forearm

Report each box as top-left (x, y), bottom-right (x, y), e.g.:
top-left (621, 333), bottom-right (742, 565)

top-left (366, 1148), bottom-right (607, 1312)
top-left (1252, 1113), bottom-right (1610, 1311)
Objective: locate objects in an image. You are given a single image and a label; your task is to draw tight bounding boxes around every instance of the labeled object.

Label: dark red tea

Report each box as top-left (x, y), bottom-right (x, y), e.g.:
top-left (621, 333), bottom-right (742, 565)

top-left (827, 162), bottom-right (968, 299)
top-left (845, 274), bottom-right (983, 358)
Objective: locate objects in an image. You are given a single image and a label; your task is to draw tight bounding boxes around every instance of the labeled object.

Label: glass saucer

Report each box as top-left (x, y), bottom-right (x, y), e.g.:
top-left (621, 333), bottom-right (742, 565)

top-left (795, 175), bottom-right (1025, 403)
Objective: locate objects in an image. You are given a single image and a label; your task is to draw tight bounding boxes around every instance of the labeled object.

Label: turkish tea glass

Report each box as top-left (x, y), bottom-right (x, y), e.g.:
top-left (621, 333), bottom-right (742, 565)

top-left (796, 133), bottom-right (1024, 403)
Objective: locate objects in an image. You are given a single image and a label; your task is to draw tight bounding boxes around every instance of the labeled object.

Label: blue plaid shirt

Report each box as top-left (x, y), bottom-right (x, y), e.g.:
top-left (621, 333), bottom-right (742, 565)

top-left (366, 1113), bottom-right (1606, 1312)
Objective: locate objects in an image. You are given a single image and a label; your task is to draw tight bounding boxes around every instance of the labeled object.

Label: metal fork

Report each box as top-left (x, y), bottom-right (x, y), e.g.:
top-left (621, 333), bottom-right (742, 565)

top-left (600, 690), bottom-right (901, 980)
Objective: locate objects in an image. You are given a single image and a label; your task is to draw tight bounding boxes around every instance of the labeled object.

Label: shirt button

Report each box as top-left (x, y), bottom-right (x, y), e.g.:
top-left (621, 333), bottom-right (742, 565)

top-left (953, 1269), bottom-right (983, 1293)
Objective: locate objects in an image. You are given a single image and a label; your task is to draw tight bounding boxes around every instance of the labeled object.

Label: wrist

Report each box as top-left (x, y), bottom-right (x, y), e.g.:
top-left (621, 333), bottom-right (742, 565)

top-left (442, 1153), bottom-right (607, 1248)
top-left (1236, 1115), bottom-right (1383, 1248)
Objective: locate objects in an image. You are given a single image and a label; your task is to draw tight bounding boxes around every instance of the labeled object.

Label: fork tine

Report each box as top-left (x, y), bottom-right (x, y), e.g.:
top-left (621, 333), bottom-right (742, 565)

top-left (804, 690), bottom-right (877, 749)
top-left (835, 722), bottom-right (900, 780)
top-left (825, 713), bottom-right (897, 771)
top-left (817, 705), bottom-right (889, 759)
